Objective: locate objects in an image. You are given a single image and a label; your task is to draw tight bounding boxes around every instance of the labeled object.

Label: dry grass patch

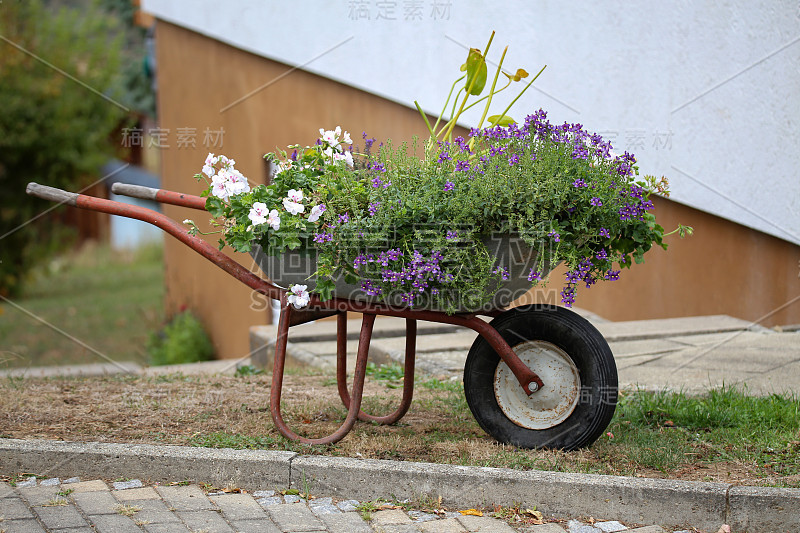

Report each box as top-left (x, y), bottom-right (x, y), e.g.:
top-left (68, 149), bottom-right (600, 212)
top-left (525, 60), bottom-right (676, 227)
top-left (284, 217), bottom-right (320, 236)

top-left (0, 370), bottom-right (798, 488)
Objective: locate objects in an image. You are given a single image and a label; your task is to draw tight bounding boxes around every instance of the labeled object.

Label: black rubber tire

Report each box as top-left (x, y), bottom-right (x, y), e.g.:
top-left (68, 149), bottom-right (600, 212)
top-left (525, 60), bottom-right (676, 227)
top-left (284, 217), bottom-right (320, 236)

top-left (463, 305), bottom-right (617, 450)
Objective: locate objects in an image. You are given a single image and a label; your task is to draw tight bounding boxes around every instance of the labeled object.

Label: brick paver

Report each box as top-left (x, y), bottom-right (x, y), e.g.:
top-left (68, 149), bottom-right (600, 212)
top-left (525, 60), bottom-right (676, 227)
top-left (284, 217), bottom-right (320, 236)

top-left (88, 513), bottom-right (143, 533)
top-left (177, 510), bottom-right (236, 533)
top-left (0, 518), bottom-right (48, 533)
top-left (266, 501), bottom-right (327, 531)
top-left (112, 486), bottom-right (160, 501)
top-left (32, 505), bottom-right (89, 529)
top-left (320, 512), bottom-right (374, 533)
top-left (154, 484), bottom-right (215, 511)
top-left (210, 492), bottom-right (270, 521)
top-left (71, 490), bottom-right (120, 515)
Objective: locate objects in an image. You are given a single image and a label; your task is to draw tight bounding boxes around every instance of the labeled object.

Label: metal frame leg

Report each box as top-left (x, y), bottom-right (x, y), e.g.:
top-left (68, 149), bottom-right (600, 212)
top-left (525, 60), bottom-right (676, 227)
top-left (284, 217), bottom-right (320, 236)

top-left (269, 298), bottom-right (376, 445)
top-left (336, 314), bottom-right (416, 424)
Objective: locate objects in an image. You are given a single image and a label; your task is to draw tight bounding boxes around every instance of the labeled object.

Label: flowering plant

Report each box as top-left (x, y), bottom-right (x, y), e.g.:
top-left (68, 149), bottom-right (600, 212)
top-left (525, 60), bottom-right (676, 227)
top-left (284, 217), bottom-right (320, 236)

top-left (188, 35), bottom-right (688, 312)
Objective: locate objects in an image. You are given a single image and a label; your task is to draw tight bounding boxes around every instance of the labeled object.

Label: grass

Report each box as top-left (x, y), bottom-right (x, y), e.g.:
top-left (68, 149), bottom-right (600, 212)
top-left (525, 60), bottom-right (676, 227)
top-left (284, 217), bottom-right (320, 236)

top-left (0, 243), bottom-right (164, 369)
top-left (1, 369), bottom-right (798, 488)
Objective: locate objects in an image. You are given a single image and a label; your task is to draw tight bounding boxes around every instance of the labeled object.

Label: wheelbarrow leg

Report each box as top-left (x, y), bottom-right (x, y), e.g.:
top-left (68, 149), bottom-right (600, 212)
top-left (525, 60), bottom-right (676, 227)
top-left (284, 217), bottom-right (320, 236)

top-left (336, 314), bottom-right (416, 424)
top-left (270, 297), bottom-right (376, 445)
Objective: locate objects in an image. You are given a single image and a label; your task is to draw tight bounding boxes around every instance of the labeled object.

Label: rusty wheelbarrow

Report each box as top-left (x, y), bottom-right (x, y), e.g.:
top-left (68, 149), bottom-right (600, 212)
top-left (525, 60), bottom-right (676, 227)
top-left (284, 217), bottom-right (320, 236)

top-left (26, 181), bottom-right (617, 451)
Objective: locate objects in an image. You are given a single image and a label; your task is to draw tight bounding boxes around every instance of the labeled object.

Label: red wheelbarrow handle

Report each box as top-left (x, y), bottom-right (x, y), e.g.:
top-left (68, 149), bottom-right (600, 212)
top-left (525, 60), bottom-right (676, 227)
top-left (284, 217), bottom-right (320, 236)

top-left (26, 182), bottom-right (283, 301)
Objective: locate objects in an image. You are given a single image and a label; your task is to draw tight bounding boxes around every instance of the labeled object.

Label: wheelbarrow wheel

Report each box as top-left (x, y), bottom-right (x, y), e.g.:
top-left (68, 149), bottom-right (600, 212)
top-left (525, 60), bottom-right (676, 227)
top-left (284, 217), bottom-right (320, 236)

top-left (464, 305), bottom-right (617, 451)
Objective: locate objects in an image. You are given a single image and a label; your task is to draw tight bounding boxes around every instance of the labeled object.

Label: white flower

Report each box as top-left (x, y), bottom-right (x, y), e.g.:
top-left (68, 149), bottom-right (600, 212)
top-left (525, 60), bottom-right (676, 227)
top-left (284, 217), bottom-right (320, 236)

top-left (211, 168), bottom-right (251, 200)
top-left (286, 189), bottom-right (303, 203)
top-left (307, 204), bottom-right (325, 223)
top-left (287, 284), bottom-right (310, 309)
top-left (202, 164), bottom-right (215, 178)
top-left (183, 219), bottom-right (192, 224)
top-left (343, 151), bottom-right (354, 167)
top-left (204, 153), bottom-right (217, 166)
top-left (210, 174), bottom-right (229, 199)
top-left (266, 209), bottom-right (281, 231)
top-left (342, 130), bottom-right (352, 145)
top-left (248, 202), bottom-right (269, 225)
top-left (283, 198), bottom-right (305, 215)
top-left (320, 128), bottom-right (339, 147)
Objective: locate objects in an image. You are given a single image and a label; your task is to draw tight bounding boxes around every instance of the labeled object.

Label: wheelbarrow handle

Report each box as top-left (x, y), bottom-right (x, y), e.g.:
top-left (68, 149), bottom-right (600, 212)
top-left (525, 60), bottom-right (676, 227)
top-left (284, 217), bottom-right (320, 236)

top-left (112, 182), bottom-right (207, 211)
top-left (26, 183), bottom-right (79, 206)
top-left (111, 182), bottom-right (158, 201)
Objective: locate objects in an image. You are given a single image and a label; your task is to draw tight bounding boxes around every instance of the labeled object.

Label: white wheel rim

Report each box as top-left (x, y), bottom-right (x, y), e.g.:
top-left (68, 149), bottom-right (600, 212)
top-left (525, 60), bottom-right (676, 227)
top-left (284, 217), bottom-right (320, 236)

top-left (494, 340), bottom-right (581, 430)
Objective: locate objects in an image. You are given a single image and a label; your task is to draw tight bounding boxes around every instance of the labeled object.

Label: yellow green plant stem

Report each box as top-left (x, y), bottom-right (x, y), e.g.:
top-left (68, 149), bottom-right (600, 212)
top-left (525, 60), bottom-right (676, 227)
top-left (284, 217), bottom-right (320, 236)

top-left (440, 32), bottom-right (496, 141)
top-left (474, 45), bottom-right (509, 132)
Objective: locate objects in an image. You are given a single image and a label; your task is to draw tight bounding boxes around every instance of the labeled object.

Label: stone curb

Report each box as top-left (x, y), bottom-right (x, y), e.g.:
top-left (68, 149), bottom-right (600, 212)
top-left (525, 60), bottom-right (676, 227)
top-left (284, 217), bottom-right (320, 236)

top-left (2, 439), bottom-right (799, 531)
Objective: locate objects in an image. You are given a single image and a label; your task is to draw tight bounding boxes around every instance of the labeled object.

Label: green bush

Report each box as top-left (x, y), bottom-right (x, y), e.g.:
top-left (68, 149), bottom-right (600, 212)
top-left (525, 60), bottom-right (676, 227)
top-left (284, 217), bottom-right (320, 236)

top-left (147, 311), bottom-right (215, 366)
top-left (0, 0), bottom-right (128, 297)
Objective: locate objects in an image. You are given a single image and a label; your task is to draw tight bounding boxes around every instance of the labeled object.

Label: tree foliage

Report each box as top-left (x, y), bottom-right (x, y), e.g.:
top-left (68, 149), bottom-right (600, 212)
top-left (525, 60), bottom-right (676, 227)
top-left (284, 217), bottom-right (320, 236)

top-left (0, 0), bottom-right (126, 296)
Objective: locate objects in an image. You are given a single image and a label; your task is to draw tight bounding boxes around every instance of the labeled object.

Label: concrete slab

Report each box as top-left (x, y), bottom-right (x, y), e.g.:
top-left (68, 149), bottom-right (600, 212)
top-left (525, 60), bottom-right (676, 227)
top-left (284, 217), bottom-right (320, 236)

top-left (595, 315), bottom-right (754, 342)
top-left (606, 339), bottom-right (685, 359)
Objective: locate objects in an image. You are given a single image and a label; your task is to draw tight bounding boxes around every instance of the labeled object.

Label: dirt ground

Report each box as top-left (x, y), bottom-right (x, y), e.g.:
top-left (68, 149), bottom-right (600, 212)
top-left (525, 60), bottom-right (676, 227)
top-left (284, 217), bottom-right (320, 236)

top-left (1, 373), bottom-right (797, 488)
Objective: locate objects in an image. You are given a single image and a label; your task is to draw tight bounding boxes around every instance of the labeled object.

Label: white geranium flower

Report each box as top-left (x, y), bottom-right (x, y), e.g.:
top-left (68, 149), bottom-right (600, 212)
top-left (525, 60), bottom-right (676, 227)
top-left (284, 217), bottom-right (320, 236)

top-left (283, 198), bottom-right (305, 215)
top-left (287, 189), bottom-right (303, 203)
top-left (266, 209), bottom-right (281, 231)
top-left (210, 174), bottom-right (229, 200)
top-left (342, 130), bottom-right (352, 145)
top-left (202, 164), bottom-right (215, 177)
top-left (343, 151), bottom-right (354, 167)
top-left (307, 204), bottom-right (325, 223)
top-left (322, 130), bottom-right (338, 146)
top-left (204, 153), bottom-right (217, 166)
top-left (248, 202), bottom-right (269, 225)
top-left (211, 168), bottom-right (251, 200)
top-left (287, 284), bottom-right (310, 309)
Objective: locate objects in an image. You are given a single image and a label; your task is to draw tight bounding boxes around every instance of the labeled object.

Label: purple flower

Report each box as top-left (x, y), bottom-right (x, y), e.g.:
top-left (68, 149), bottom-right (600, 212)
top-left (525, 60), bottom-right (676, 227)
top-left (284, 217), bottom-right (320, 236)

top-left (590, 197), bottom-right (603, 207)
top-left (455, 160), bottom-right (470, 172)
top-left (508, 154), bottom-right (520, 166)
top-left (596, 249), bottom-right (608, 260)
top-left (338, 213), bottom-right (350, 224)
top-left (446, 230), bottom-right (458, 240)
top-left (368, 202), bottom-right (381, 216)
top-left (443, 181), bottom-right (455, 192)
top-left (604, 270), bottom-right (621, 281)
top-left (599, 227), bottom-right (611, 238)
top-left (360, 279), bottom-right (382, 296)
top-left (493, 266), bottom-right (510, 281)
top-left (573, 179), bottom-right (587, 188)
top-left (560, 284), bottom-right (576, 307)
top-left (438, 152), bottom-right (452, 163)
top-left (528, 269), bottom-right (542, 282)
top-left (313, 232), bottom-right (333, 244)
top-left (548, 230), bottom-right (561, 242)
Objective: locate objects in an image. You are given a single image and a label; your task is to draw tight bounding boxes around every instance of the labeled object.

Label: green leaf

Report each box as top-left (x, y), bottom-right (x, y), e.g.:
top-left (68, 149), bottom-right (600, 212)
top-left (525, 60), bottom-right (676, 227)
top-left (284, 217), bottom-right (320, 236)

top-left (464, 48), bottom-right (488, 96)
top-left (206, 196), bottom-right (225, 217)
top-left (488, 114), bottom-right (516, 127)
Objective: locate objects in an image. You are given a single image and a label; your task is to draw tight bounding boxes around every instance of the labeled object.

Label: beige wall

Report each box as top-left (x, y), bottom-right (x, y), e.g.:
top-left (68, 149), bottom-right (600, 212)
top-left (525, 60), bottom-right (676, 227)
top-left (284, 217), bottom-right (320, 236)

top-left (155, 21), bottom-right (800, 358)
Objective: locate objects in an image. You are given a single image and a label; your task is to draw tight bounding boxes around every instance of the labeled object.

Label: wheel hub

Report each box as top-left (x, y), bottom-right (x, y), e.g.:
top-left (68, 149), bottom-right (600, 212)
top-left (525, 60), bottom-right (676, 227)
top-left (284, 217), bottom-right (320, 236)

top-left (493, 340), bottom-right (581, 430)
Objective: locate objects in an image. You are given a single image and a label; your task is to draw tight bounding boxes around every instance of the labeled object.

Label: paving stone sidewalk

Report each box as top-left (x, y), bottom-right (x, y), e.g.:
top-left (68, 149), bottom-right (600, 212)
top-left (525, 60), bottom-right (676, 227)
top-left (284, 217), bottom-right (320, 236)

top-left (0, 476), bottom-right (681, 533)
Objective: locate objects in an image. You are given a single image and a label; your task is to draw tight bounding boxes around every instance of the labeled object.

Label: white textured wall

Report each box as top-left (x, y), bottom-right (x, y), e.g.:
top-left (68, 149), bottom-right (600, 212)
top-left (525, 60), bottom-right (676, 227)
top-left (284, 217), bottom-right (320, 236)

top-left (143, 0), bottom-right (800, 245)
